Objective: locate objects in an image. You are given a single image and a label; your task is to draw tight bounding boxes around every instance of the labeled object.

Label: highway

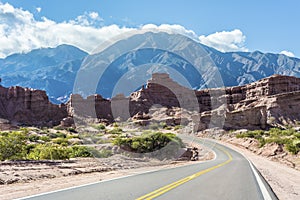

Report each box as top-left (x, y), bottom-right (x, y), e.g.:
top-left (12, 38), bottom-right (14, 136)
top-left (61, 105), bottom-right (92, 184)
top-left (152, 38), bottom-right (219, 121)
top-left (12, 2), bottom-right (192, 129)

top-left (19, 138), bottom-right (278, 200)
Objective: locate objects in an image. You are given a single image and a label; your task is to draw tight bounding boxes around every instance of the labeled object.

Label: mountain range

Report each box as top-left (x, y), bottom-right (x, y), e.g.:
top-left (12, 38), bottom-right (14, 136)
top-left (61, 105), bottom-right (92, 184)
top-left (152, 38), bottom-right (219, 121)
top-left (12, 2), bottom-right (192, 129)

top-left (0, 32), bottom-right (300, 104)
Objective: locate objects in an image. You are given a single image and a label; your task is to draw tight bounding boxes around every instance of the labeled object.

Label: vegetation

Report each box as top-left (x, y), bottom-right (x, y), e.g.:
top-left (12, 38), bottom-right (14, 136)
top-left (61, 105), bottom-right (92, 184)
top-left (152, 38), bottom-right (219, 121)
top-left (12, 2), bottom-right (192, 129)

top-left (235, 128), bottom-right (300, 154)
top-left (0, 131), bottom-right (27, 160)
top-left (0, 128), bottom-right (110, 161)
top-left (113, 131), bottom-right (184, 153)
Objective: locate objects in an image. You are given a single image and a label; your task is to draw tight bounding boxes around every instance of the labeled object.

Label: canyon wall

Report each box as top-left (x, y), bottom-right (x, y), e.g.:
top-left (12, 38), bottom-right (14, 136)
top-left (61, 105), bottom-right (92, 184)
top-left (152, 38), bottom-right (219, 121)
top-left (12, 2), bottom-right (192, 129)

top-left (0, 86), bottom-right (68, 126)
top-left (1, 73), bottom-right (300, 130)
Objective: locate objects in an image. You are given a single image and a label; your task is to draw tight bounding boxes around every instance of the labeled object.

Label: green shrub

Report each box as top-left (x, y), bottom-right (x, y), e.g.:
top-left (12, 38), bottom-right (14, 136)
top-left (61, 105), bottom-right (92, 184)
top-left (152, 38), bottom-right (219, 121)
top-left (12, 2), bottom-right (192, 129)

top-left (52, 137), bottom-right (69, 146)
top-left (285, 139), bottom-right (300, 154)
top-left (108, 128), bottom-right (123, 135)
top-left (66, 134), bottom-right (80, 139)
top-left (94, 123), bottom-right (106, 130)
top-left (28, 134), bottom-right (40, 142)
top-left (48, 132), bottom-right (66, 139)
top-left (69, 146), bottom-right (93, 158)
top-left (40, 135), bottom-right (51, 142)
top-left (0, 131), bottom-right (27, 160)
top-left (27, 144), bottom-right (70, 160)
top-left (113, 132), bottom-right (184, 153)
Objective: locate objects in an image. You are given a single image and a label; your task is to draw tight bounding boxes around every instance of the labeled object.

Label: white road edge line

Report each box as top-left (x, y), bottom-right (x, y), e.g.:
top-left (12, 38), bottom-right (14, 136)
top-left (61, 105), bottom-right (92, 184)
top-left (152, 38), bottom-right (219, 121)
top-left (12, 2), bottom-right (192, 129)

top-left (247, 159), bottom-right (273, 200)
top-left (16, 152), bottom-right (216, 200)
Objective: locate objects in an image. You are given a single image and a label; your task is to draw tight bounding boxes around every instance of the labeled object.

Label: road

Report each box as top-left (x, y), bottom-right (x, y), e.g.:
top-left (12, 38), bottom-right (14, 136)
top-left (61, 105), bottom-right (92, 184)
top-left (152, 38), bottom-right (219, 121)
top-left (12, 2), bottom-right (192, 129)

top-left (19, 138), bottom-right (278, 200)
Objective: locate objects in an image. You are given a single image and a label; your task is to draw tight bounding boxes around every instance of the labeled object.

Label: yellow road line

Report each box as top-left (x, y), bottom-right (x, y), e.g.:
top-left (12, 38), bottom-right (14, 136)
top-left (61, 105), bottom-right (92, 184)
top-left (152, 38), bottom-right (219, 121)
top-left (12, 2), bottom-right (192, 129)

top-left (136, 148), bottom-right (233, 200)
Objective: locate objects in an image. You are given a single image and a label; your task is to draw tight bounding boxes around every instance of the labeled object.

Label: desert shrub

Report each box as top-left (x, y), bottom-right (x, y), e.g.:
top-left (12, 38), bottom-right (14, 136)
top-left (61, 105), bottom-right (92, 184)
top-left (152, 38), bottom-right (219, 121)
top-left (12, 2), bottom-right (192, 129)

top-left (236, 130), bottom-right (265, 139)
top-left (94, 123), bottom-right (106, 130)
top-left (108, 128), bottom-right (123, 135)
top-left (27, 144), bottom-right (70, 160)
top-left (113, 132), bottom-right (184, 153)
top-left (269, 128), bottom-right (294, 136)
top-left (285, 139), bottom-right (300, 154)
top-left (52, 137), bottom-right (69, 146)
top-left (69, 146), bottom-right (93, 158)
top-left (294, 132), bottom-right (300, 139)
top-left (66, 134), bottom-right (80, 139)
top-left (28, 134), bottom-right (40, 142)
top-left (0, 131), bottom-right (27, 160)
top-left (40, 135), bottom-right (51, 142)
top-left (48, 132), bottom-right (66, 139)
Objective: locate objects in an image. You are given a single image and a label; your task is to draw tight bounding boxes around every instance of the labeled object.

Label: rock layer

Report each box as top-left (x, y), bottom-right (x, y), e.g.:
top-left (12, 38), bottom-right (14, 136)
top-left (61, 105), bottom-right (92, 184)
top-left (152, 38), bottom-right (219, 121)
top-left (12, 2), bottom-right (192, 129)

top-left (0, 86), bottom-right (67, 126)
top-left (1, 73), bottom-right (300, 130)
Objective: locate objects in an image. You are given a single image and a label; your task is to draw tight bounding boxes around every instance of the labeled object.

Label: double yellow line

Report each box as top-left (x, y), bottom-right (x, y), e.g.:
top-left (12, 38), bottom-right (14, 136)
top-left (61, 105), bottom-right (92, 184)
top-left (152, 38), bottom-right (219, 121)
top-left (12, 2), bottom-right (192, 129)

top-left (136, 148), bottom-right (233, 200)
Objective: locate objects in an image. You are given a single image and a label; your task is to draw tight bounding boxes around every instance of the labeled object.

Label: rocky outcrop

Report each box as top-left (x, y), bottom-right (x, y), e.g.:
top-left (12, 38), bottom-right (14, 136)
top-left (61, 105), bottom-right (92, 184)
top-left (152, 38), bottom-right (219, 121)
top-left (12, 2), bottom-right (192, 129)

top-left (2, 73), bottom-right (300, 130)
top-left (0, 86), bottom-right (67, 126)
top-left (129, 74), bottom-right (300, 130)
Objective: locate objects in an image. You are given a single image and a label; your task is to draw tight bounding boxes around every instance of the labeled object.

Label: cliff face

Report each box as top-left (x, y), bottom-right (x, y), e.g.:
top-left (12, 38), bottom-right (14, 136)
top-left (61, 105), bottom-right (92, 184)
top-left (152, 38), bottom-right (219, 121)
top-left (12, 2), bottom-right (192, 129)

top-left (1, 73), bottom-right (300, 130)
top-left (128, 74), bottom-right (300, 130)
top-left (0, 86), bottom-right (67, 126)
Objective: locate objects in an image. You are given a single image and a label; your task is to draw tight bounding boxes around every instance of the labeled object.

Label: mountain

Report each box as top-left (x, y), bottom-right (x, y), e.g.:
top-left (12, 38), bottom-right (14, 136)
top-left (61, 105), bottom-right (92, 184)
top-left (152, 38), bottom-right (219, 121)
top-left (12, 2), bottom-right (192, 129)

top-left (1, 32), bottom-right (300, 103)
top-left (76, 32), bottom-right (300, 98)
top-left (0, 45), bottom-right (88, 103)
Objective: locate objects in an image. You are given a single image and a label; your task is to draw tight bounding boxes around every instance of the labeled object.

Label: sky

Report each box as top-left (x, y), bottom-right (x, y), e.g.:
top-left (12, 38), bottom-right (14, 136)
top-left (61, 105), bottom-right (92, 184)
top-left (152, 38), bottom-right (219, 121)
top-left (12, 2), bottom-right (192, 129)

top-left (0, 0), bottom-right (299, 58)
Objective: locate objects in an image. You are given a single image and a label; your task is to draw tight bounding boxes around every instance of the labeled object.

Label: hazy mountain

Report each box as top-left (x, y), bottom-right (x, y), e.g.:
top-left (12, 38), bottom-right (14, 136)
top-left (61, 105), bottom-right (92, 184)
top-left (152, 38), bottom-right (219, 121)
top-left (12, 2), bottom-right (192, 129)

top-left (0, 45), bottom-right (88, 103)
top-left (1, 32), bottom-right (300, 103)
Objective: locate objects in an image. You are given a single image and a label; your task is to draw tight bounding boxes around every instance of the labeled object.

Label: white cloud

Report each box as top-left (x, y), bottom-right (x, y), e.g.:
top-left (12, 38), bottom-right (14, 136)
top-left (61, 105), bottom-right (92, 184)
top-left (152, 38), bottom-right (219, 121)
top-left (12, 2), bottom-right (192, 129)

top-left (69, 11), bottom-right (103, 27)
top-left (280, 50), bottom-right (295, 57)
top-left (0, 2), bottom-right (251, 59)
top-left (89, 12), bottom-right (99, 20)
top-left (199, 29), bottom-right (248, 52)
top-left (36, 7), bottom-right (42, 13)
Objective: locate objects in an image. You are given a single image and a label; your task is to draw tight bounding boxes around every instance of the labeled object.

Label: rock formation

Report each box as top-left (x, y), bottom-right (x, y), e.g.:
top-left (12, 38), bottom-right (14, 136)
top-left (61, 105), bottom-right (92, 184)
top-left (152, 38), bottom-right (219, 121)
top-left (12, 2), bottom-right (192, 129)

top-left (129, 73), bottom-right (300, 130)
top-left (0, 86), bottom-right (67, 126)
top-left (1, 73), bottom-right (300, 130)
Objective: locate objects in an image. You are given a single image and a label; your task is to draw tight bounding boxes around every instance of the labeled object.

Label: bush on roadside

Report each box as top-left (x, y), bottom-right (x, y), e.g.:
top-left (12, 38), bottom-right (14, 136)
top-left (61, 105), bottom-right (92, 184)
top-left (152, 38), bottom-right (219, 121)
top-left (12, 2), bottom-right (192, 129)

top-left (113, 131), bottom-right (184, 153)
top-left (0, 131), bottom-right (27, 160)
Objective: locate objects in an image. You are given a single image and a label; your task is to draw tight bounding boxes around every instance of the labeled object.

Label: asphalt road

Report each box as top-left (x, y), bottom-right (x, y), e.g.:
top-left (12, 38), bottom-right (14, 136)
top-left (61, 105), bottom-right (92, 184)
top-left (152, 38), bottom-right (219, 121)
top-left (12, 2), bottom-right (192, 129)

top-left (19, 138), bottom-right (278, 200)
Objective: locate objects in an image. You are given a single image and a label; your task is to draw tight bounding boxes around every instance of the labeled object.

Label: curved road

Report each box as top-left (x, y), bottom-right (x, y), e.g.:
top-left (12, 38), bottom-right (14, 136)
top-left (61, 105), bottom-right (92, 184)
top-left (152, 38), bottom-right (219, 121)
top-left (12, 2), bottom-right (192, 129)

top-left (19, 138), bottom-right (278, 200)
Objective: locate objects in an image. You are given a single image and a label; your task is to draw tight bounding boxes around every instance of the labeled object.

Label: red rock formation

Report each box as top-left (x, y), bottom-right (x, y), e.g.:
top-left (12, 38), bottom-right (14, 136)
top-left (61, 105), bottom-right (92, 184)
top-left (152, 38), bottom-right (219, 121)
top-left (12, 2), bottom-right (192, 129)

top-left (2, 73), bottom-right (300, 130)
top-left (0, 86), bottom-right (67, 126)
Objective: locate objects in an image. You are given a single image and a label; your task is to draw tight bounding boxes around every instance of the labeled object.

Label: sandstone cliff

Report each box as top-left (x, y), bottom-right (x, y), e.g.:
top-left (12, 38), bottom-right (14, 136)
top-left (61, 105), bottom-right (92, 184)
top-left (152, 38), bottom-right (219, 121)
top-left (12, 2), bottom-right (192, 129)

top-left (0, 86), bottom-right (67, 126)
top-left (1, 73), bottom-right (300, 130)
top-left (128, 74), bottom-right (300, 130)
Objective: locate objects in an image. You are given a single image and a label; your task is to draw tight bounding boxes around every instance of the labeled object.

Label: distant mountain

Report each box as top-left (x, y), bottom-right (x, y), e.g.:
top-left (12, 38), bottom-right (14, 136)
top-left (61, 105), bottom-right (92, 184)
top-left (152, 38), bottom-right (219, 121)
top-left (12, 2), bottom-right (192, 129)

top-left (1, 32), bottom-right (300, 104)
top-left (0, 45), bottom-right (88, 103)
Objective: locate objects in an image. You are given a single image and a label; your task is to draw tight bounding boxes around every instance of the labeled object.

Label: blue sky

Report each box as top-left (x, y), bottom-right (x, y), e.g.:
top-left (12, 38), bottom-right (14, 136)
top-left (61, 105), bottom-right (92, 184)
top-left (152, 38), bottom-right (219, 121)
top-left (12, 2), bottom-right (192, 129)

top-left (1, 0), bottom-right (299, 58)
